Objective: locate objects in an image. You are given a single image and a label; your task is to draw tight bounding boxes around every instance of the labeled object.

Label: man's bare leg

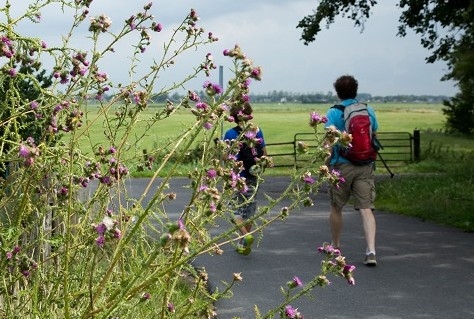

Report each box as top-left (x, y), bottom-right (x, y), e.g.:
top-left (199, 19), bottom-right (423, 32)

top-left (329, 205), bottom-right (343, 248)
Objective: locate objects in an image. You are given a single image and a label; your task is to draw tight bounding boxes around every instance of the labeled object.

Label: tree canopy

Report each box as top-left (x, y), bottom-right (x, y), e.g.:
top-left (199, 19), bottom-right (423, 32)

top-left (297, 0), bottom-right (474, 134)
top-left (297, 0), bottom-right (471, 65)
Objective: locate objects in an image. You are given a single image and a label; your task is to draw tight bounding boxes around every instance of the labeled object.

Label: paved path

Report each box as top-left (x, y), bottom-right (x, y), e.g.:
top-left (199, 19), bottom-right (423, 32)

top-left (128, 177), bottom-right (474, 319)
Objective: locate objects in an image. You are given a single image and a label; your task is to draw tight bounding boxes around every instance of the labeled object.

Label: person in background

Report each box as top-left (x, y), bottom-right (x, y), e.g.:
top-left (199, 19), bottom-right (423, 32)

top-left (324, 75), bottom-right (379, 266)
top-left (223, 102), bottom-right (267, 255)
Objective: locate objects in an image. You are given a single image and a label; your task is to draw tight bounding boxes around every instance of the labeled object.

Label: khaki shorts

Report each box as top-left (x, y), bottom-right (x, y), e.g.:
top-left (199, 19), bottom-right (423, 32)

top-left (329, 163), bottom-right (376, 211)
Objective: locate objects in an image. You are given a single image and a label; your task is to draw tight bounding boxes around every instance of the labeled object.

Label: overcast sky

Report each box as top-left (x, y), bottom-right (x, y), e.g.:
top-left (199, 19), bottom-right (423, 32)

top-left (10, 0), bottom-right (458, 97)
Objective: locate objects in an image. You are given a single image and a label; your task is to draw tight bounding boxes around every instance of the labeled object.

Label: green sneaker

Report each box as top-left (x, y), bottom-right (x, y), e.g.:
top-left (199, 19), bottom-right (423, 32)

top-left (236, 234), bottom-right (254, 255)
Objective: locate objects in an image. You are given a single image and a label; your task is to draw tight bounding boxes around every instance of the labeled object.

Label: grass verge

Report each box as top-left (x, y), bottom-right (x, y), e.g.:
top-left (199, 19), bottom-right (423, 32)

top-left (375, 135), bottom-right (474, 232)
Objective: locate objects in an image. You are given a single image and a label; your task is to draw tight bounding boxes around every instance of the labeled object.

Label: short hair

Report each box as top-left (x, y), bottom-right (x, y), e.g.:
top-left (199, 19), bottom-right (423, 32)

top-left (230, 101), bottom-right (253, 122)
top-left (333, 75), bottom-right (358, 100)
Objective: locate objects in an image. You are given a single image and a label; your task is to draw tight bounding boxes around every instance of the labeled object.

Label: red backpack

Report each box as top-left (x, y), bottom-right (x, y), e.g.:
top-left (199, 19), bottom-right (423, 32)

top-left (332, 103), bottom-right (378, 165)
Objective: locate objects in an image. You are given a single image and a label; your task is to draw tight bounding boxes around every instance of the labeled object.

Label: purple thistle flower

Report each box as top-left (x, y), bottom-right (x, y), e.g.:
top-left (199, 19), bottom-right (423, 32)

top-left (242, 78), bottom-right (252, 88)
top-left (60, 73), bottom-right (69, 84)
top-left (203, 122), bottom-right (213, 130)
top-left (118, 164), bottom-right (129, 176)
top-left (1, 47), bottom-right (12, 58)
top-left (100, 176), bottom-right (112, 185)
top-left (209, 201), bottom-right (216, 213)
top-left (95, 223), bottom-right (107, 235)
top-left (317, 243), bottom-right (341, 256)
top-left (285, 305), bottom-right (298, 318)
top-left (293, 276), bottom-right (303, 287)
top-left (8, 68), bottom-right (16, 77)
top-left (59, 187), bottom-right (68, 196)
top-left (343, 264), bottom-right (356, 274)
top-left (331, 169), bottom-right (340, 177)
top-left (195, 102), bottom-right (208, 110)
top-left (309, 112), bottom-right (328, 127)
top-left (18, 145), bottom-right (30, 158)
top-left (81, 178), bottom-right (89, 188)
top-left (250, 67), bottom-right (262, 80)
top-left (178, 218), bottom-right (185, 230)
top-left (303, 175), bottom-right (315, 185)
top-left (152, 22), bottom-right (162, 32)
top-left (113, 228), bottom-right (122, 239)
top-left (239, 182), bottom-right (249, 194)
top-left (95, 72), bottom-right (108, 82)
top-left (188, 90), bottom-right (200, 102)
top-left (206, 169), bottom-right (217, 179)
top-left (1, 36), bottom-right (12, 46)
top-left (244, 130), bottom-right (257, 139)
top-left (212, 83), bottom-right (222, 94)
top-left (287, 275), bottom-right (303, 289)
top-left (96, 235), bottom-right (105, 248)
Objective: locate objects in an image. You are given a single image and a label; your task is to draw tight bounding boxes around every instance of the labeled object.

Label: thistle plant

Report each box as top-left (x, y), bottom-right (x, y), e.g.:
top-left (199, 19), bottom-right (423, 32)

top-left (0, 1), bottom-right (354, 318)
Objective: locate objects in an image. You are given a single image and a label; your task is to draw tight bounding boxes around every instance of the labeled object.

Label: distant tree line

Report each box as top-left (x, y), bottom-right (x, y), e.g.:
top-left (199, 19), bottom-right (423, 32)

top-left (146, 90), bottom-right (450, 105)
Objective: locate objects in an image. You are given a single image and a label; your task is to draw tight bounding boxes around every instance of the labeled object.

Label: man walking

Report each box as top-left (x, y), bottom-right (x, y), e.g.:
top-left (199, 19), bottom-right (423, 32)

top-left (324, 74), bottom-right (379, 266)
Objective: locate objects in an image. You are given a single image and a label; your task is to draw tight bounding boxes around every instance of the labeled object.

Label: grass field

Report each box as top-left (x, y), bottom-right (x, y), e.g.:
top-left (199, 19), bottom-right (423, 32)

top-left (77, 102), bottom-right (460, 154)
top-left (75, 102), bottom-right (474, 174)
top-left (252, 102), bottom-right (447, 140)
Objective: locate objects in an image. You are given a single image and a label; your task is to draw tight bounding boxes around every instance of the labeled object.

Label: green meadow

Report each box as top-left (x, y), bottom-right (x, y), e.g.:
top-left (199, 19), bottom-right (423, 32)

top-left (76, 102), bottom-right (474, 175)
top-left (77, 102), bottom-right (461, 155)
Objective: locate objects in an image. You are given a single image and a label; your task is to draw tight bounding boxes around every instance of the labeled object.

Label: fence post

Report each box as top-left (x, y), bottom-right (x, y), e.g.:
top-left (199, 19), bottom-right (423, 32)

top-left (413, 129), bottom-right (421, 162)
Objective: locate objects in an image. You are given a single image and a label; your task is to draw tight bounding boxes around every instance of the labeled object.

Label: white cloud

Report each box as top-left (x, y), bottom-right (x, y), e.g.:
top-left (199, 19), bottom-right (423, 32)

top-left (5, 0), bottom-right (457, 96)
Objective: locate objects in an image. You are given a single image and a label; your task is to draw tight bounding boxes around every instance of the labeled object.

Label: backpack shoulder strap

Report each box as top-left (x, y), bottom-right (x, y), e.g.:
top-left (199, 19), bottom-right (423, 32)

top-left (344, 102), bottom-right (369, 117)
top-left (332, 102), bottom-right (367, 111)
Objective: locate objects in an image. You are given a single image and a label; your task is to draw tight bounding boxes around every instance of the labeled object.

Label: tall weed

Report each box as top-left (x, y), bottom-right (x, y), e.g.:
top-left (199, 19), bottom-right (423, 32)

top-left (0, 2), bottom-right (355, 318)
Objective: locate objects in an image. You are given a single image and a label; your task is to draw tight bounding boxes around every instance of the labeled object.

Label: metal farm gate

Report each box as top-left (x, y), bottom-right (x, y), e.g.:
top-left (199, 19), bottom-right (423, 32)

top-left (265, 130), bottom-right (420, 170)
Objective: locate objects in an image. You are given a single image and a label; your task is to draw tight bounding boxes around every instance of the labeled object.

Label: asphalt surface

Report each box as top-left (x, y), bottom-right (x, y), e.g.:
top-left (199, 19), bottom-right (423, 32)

top-left (126, 176), bottom-right (474, 319)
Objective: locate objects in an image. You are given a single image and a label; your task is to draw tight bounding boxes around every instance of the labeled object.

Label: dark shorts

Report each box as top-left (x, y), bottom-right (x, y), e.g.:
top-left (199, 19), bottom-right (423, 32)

top-left (329, 163), bottom-right (376, 210)
top-left (233, 178), bottom-right (258, 220)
